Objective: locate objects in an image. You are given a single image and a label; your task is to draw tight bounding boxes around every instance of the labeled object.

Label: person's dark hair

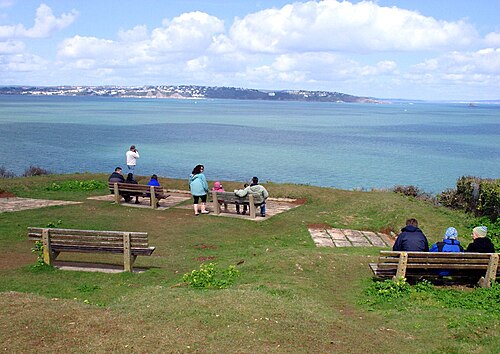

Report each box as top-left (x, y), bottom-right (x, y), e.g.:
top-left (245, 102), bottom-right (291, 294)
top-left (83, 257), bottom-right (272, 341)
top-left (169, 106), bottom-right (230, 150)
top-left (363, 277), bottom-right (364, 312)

top-left (130, 145), bottom-right (136, 150)
top-left (192, 164), bottom-right (204, 175)
top-left (406, 218), bottom-right (418, 227)
top-left (126, 173), bottom-right (134, 182)
top-left (151, 174), bottom-right (158, 180)
top-left (115, 167), bottom-right (122, 172)
top-left (244, 183), bottom-right (249, 188)
top-left (252, 176), bottom-right (259, 184)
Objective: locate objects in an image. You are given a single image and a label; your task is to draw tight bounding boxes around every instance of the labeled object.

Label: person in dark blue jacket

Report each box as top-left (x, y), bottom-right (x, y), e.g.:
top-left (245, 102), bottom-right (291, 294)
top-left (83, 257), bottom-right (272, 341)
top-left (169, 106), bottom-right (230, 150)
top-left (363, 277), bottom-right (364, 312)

top-left (392, 218), bottom-right (429, 252)
top-left (430, 227), bottom-right (463, 276)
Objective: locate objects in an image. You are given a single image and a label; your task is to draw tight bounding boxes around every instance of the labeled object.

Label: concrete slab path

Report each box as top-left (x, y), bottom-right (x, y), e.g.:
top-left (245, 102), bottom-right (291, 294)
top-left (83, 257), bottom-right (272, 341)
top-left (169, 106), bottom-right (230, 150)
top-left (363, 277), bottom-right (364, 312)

top-left (0, 197), bottom-right (81, 213)
top-left (309, 226), bottom-right (393, 248)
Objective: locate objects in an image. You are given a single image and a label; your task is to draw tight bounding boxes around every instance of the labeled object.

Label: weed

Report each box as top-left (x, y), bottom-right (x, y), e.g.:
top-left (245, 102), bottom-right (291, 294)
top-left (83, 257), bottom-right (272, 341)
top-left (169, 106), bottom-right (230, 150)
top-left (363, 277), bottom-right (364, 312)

top-left (182, 263), bottom-right (240, 289)
top-left (47, 220), bottom-right (62, 228)
top-left (77, 284), bottom-right (101, 293)
top-left (46, 180), bottom-right (107, 192)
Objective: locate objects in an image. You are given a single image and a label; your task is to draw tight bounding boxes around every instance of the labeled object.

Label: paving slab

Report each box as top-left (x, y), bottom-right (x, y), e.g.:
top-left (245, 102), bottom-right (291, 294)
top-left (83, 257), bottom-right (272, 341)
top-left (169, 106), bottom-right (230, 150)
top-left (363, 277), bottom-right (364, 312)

top-left (174, 197), bottom-right (302, 222)
top-left (87, 191), bottom-right (191, 210)
top-left (309, 226), bottom-right (394, 248)
top-left (0, 197), bottom-right (81, 213)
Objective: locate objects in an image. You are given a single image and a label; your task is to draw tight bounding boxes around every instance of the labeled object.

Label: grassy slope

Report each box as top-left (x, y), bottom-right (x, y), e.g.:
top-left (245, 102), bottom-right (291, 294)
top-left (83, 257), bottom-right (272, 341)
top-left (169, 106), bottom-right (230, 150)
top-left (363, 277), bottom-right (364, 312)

top-left (0, 173), bottom-right (497, 353)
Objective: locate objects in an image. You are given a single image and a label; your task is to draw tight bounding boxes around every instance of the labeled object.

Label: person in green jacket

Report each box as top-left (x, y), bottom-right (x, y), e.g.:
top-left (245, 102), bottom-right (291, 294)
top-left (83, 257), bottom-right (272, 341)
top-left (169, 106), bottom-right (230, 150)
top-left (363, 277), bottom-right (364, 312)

top-left (234, 176), bottom-right (269, 217)
top-left (189, 164), bottom-right (209, 216)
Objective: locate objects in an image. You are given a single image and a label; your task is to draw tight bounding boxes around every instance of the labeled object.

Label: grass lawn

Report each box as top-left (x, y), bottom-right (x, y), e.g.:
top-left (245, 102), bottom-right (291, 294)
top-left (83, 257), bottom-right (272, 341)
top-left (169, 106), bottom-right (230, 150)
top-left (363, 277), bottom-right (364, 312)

top-left (0, 173), bottom-right (498, 353)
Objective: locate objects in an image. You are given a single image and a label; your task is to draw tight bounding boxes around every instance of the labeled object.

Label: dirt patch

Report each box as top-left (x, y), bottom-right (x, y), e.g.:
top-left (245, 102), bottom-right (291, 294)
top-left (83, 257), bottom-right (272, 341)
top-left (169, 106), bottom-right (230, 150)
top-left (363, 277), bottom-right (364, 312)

top-left (291, 198), bottom-right (307, 205)
top-left (307, 223), bottom-right (331, 229)
top-left (194, 256), bottom-right (216, 262)
top-left (193, 244), bottom-right (218, 250)
top-left (0, 190), bottom-right (16, 198)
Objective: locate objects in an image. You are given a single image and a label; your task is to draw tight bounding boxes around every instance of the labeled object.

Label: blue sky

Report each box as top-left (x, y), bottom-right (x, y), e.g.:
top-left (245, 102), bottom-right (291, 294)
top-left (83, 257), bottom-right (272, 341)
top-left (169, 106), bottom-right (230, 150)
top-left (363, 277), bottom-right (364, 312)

top-left (0, 0), bottom-right (499, 100)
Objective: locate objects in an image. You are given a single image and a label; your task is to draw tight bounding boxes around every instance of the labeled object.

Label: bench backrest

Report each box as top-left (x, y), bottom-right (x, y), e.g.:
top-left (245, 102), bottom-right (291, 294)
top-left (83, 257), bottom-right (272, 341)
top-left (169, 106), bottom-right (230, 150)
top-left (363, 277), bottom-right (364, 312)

top-left (28, 227), bottom-right (151, 251)
top-left (108, 182), bottom-right (163, 193)
top-left (378, 251), bottom-right (497, 270)
top-left (214, 191), bottom-right (265, 204)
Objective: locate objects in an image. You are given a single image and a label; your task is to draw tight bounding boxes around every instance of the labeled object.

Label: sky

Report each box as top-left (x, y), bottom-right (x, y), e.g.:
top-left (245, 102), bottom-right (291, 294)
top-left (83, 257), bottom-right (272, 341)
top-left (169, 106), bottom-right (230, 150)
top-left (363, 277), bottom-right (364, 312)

top-left (0, 0), bottom-right (499, 100)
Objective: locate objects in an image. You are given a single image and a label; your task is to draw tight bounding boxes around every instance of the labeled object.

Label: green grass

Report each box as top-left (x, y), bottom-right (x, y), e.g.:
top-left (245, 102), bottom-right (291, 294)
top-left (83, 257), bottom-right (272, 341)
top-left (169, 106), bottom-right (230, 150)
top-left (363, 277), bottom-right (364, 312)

top-left (0, 173), bottom-right (498, 353)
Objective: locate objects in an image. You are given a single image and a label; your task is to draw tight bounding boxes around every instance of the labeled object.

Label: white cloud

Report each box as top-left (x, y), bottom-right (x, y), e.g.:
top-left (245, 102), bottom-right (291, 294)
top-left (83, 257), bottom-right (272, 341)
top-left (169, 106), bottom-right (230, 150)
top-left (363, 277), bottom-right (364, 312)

top-left (484, 32), bottom-right (500, 46)
top-left (150, 11), bottom-right (224, 53)
top-left (228, 0), bottom-right (479, 53)
top-left (0, 39), bottom-right (24, 54)
top-left (409, 48), bottom-right (500, 85)
top-left (0, 0), bottom-right (15, 9)
top-left (0, 4), bottom-right (77, 39)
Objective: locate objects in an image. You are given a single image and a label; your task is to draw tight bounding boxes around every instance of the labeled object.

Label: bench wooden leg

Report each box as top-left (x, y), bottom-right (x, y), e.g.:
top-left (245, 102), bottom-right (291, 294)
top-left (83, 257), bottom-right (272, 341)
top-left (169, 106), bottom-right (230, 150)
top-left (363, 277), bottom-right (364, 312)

top-left (212, 191), bottom-right (221, 215)
top-left (113, 183), bottom-right (120, 203)
top-left (123, 232), bottom-right (133, 272)
top-left (249, 194), bottom-right (256, 218)
top-left (393, 252), bottom-right (408, 281)
top-left (150, 186), bottom-right (157, 209)
top-left (478, 254), bottom-right (499, 288)
top-left (42, 228), bottom-right (53, 266)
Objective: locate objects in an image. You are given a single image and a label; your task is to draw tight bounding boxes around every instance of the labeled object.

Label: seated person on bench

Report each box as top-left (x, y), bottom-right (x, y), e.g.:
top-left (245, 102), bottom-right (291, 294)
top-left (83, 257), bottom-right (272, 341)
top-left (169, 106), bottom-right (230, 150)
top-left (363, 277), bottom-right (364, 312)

top-left (108, 167), bottom-right (132, 202)
top-left (125, 173), bottom-right (141, 204)
top-left (235, 177), bottom-right (269, 217)
top-left (147, 174), bottom-right (167, 207)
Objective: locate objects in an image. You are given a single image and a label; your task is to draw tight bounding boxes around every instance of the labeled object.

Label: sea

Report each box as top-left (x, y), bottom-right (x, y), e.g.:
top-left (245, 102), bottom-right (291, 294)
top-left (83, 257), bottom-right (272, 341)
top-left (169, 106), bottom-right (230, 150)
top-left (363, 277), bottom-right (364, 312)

top-left (0, 95), bottom-right (499, 193)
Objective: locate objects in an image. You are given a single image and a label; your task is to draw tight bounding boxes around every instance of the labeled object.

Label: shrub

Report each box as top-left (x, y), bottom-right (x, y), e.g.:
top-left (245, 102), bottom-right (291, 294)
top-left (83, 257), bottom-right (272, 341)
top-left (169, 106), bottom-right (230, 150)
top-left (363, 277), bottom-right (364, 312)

top-left (182, 263), bottom-right (240, 289)
top-left (392, 185), bottom-right (435, 203)
top-left (438, 176), bottom-right (500, 221)
top-left (45, 180), bottom-right (107, 192)
top-left (23, 165), bottom-right (51, 177)
top-left (393, 185), bottom-right (420, 198)
top-left (0, 166), bottom-right (16, 178)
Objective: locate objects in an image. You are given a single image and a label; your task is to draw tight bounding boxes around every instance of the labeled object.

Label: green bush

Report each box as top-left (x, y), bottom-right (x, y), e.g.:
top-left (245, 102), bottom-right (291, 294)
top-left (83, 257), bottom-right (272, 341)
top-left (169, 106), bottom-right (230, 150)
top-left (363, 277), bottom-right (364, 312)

top-left (182, 263), bottom-right (240, 289)
top-left (46, 180), bottom-right (107, 192)
top-left (438, 176), bottom-right (500, 221)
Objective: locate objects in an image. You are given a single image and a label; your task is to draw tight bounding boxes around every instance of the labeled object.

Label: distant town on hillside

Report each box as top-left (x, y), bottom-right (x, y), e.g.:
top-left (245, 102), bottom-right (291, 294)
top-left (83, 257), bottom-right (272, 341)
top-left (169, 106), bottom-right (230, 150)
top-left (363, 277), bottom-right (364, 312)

top-left (0, 85), bottom-right (382, 103)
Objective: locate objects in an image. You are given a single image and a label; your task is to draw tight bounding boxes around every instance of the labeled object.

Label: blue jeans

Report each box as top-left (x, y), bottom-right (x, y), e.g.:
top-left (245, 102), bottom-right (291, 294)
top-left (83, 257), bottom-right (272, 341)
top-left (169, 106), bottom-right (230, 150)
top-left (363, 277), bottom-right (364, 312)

top-left (127, 165), bottom-right (136, 172)
top-left (260, 203), bottom-right (266, 216)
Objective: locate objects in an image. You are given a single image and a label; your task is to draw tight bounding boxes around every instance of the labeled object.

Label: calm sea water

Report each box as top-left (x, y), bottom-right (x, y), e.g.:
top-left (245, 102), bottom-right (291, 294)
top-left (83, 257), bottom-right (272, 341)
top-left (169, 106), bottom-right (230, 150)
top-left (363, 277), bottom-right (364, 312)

top-left (0, 95), bottom-right (499, 193)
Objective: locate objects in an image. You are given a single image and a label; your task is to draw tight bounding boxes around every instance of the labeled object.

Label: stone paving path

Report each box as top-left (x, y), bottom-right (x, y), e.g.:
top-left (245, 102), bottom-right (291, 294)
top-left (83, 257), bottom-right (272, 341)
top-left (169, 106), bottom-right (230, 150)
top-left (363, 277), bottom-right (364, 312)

top-left (87, 191), bottom-right (191, 210)
top-left (174, 197), bottom-right (302, 221)
top-left (308, 226), bottom-right (393, 247)
top-left (0, 197), bottom-right (81, 213)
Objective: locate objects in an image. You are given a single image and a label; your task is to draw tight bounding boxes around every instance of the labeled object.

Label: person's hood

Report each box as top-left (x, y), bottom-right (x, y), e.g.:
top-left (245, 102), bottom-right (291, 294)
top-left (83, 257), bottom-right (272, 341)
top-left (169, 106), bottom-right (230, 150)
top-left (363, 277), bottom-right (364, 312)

top-left (401, 225), bottom-right (420, 233)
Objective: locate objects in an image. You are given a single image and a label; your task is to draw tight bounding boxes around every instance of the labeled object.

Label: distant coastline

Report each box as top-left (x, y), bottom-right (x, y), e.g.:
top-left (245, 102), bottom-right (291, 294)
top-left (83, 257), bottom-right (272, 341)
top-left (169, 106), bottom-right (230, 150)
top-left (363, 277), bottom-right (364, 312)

top-left (0, 85), bottom-right (384, 104)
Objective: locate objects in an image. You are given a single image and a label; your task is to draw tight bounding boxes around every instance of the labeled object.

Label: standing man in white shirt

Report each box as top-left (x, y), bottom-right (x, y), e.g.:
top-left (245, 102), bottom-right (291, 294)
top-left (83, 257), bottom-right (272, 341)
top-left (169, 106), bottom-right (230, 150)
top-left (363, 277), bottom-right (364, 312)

top-left (126, 145), bottom-right (140, 174)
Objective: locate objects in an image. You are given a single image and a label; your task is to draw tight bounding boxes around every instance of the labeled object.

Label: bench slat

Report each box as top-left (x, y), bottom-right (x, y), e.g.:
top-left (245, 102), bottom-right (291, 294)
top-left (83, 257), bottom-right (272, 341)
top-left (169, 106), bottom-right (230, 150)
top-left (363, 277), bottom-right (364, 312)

top-left (378, 257), bottom-right (491, 265)
top-left (49, 245), bottom-right (155, 256)
top-left (29, 233), bottom-right (149, 245)
top-left (213, 192), bottom-right (265, 204)
top-left (28, 227), bottom-right (148, 237)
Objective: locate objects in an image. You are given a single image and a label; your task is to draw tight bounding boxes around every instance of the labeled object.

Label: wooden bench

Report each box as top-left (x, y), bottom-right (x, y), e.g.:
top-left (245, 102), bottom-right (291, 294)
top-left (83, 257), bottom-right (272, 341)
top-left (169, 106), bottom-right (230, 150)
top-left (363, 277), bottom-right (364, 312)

top-left (370, 251), bottom-right (500, 288)
top-left (211, 191), bottom-right (265, 218)
top-left (108, 182), bottom-right (167, 209)
top-left (28, 227), bottom-right (155, 272)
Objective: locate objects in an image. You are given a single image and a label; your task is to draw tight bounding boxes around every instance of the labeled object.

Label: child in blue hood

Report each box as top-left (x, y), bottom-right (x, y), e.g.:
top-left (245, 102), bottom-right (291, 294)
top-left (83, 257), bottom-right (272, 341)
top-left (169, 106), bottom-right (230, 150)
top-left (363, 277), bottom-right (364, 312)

top-left (430, 227), bottom-right (463, 276)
